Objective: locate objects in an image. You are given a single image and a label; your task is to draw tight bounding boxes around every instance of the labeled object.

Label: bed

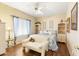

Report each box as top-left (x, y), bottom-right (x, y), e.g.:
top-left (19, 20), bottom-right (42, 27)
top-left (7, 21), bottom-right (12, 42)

top-left (38, 30), bottom-right (58, 51)
top-left (22, 30), bottom-right (58, 56)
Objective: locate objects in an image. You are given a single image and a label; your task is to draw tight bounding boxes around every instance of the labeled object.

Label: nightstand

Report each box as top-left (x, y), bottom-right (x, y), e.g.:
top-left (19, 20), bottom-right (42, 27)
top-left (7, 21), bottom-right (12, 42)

top-left (7, 39), bottom-right (15, 47)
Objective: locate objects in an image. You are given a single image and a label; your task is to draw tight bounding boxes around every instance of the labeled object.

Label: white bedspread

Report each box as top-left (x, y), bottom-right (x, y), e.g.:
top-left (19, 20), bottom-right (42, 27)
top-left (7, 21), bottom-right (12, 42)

top-left (30, 34), bottom-right (58, 51)
top-left (25, 42), bottom-right (42, 49)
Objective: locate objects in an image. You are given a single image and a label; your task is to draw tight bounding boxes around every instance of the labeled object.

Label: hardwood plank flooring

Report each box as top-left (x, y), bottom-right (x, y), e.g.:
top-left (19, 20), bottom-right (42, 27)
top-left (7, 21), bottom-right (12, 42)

top-left (1, 42), bottom-right (70, 56)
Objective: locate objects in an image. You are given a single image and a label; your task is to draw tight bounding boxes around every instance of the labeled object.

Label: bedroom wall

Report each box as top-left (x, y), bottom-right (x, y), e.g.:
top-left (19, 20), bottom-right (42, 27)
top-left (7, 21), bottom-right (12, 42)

top-left (0, 3), bottom-right (35, 41)
top-left (66, 2), bottom-right (79, 55)
top-left (36, 2), bottom-right (79, 44)
top-left (36, 14), bottom-right (66, 32)
top-left (66, 2), bottom-right (79, 44)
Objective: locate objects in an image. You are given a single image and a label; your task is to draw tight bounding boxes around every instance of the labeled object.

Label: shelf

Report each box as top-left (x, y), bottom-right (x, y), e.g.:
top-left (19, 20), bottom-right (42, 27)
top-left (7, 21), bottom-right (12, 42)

top-left (58, 22), bottom-right (66, 34)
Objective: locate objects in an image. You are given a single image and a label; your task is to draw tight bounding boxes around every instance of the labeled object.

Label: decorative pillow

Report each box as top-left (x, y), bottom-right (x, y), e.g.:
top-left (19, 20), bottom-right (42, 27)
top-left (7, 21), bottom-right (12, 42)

top-left (29, 37), bottom-right (35, 42)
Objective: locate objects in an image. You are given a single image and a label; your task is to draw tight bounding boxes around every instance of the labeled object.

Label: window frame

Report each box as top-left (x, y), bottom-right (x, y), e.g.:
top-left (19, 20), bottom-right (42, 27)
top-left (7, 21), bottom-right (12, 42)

top-left (13, 16), bottom-right (31, 37)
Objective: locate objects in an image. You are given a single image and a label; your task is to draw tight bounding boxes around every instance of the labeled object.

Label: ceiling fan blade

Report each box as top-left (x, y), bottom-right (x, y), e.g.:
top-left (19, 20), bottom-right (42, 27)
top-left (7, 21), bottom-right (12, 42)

top-left (37, 10), bottom-right (43, 15)
top-left (38, 7), bottom-right (42, 10)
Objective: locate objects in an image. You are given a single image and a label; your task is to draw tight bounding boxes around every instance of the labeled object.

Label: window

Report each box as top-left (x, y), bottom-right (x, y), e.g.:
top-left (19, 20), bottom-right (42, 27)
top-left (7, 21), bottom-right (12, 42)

top-left (13, 16), bottom-right (31, 37)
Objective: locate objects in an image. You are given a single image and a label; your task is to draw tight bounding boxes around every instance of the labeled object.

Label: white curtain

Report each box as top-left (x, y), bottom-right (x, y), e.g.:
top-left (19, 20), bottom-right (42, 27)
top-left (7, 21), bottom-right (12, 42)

top-left (13, 16), bottom-right (31, 37)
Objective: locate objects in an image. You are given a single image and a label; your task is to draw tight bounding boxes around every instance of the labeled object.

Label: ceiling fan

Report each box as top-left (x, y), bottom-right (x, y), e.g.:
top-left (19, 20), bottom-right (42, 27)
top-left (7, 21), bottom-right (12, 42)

top-left (34, 3), bottom-right (43, 15)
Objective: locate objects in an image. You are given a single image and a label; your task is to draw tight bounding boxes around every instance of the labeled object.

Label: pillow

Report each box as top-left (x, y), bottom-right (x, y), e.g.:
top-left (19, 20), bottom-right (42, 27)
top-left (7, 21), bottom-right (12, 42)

top-left (29, 37), bottom-right (35, 42)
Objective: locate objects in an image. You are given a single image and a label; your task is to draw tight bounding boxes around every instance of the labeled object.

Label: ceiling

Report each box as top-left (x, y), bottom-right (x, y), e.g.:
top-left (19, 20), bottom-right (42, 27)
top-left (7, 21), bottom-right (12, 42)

top-left (3, 2), bottom-right (70, 17)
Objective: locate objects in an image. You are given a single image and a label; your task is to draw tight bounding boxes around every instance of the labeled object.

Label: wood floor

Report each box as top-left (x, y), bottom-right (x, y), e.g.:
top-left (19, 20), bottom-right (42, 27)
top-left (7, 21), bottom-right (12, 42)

top-left (1, 42), bottom-right (70, 56)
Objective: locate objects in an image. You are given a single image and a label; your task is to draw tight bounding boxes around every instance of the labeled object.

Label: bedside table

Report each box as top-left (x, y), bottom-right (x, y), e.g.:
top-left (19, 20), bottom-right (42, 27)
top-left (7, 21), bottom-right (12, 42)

top-left (7, 39), bottom-right (15, 47)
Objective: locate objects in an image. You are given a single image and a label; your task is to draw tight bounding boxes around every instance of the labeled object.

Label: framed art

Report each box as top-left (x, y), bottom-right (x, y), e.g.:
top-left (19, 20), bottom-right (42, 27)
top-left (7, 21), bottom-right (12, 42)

top-left (67, 17), bottom-right (70, 32)
top-left (71, 2), bottom-right (78, 30)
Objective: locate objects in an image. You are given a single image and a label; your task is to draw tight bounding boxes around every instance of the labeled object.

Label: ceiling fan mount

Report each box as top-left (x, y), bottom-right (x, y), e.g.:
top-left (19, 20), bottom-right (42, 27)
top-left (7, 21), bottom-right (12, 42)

top-left (35, 7), bottom-right (38, 10)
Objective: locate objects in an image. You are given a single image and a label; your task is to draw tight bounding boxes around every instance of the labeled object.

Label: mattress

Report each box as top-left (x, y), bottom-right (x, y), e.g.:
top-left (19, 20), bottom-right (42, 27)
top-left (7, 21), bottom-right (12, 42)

top-left (25, 42), bottom-right (42, 49)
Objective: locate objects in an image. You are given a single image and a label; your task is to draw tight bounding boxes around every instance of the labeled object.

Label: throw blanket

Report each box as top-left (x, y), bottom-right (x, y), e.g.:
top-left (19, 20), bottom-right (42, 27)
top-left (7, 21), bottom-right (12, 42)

top-left (48, 35), bottom-right (58, 51)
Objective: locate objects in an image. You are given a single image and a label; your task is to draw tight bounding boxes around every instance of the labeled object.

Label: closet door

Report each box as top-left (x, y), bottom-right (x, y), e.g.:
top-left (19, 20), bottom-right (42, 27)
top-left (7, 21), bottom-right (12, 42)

top-left (0, 23), bottom-right (6, 54)
top-left (0, 23), bottom-right (5, 42)
top-left (49, 20), bottom-right (53, 31)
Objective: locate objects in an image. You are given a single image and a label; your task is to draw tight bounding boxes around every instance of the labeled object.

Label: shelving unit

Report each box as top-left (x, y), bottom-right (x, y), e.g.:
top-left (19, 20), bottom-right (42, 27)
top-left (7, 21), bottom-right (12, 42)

top-left (35, 22), bottom-right (41, 34)
top-left (57, 21), bottom-right (66, 43)
top-left (58, 23), bottom-right (65, 34)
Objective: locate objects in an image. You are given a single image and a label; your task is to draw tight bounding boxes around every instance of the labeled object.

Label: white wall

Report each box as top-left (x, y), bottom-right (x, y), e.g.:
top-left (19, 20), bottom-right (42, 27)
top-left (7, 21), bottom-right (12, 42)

top-left (66, 2), bottom-right (79, 44)
top-left (36, 15), bottom-right (66, 32)
top-left (0, 3), bottom-right (36, 45)
top-left (66, 2), bottom-right (79, 55)
top-left (36, 2), bottom-right (79, 45)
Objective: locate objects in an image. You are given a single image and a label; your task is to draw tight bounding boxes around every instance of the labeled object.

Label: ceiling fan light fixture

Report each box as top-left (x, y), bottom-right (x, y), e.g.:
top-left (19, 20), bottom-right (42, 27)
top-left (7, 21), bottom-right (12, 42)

top-left (34, 3), bottom-right (44, 15)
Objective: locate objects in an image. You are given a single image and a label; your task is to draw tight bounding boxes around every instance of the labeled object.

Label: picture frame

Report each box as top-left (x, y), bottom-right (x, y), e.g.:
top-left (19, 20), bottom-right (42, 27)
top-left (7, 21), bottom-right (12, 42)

top-left (67, 17), bottom-right (70, 32)
top-left (71, 2), bottom-right (78, 30)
